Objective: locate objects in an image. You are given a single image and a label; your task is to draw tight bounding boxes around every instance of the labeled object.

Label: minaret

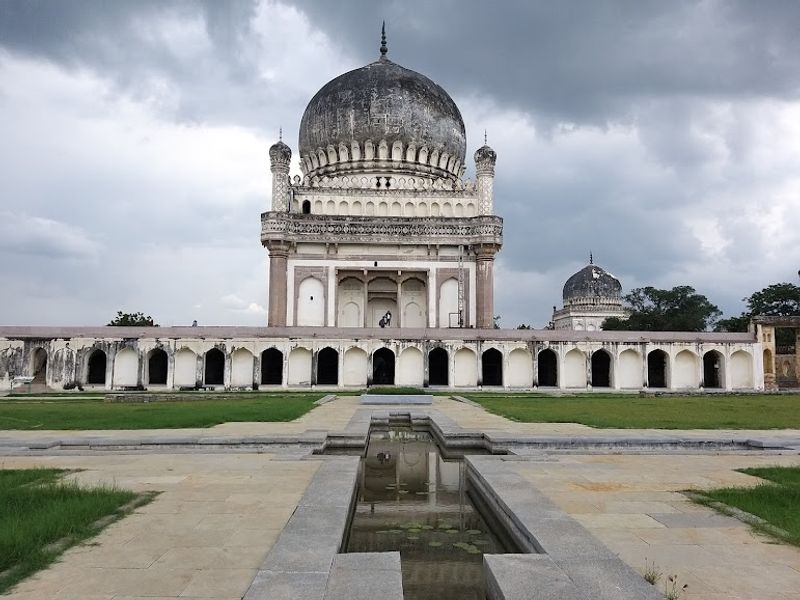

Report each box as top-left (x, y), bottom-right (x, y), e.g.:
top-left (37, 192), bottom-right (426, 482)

top-left (268, 133), bottom-right (291, 212)
top-left (266, 134), bottom-right (292, 326)
top-left (475, 134), bottom-right (497, 215)
top-left (474, 138), bottom-right (499, 328)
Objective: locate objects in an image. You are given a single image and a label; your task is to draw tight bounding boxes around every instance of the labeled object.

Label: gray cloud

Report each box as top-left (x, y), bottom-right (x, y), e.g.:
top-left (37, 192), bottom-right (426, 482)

top-left (1, 0), bottom-right (799, 329)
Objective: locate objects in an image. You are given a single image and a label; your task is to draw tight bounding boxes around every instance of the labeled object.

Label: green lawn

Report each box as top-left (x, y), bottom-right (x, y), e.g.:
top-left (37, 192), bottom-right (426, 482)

top-left (0, 469), bottom-right (146, 593)
top-left (693, 466), bottom-right (800, 547)
top-left (0, 393), bottom-right (321, 430)
top-left (466, 393), bottom-right (800, 429)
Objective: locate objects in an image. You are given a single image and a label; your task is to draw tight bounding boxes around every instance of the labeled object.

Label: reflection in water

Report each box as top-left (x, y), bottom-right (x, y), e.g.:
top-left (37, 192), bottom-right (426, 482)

top-left (346, 426), bottom-right (510, 600)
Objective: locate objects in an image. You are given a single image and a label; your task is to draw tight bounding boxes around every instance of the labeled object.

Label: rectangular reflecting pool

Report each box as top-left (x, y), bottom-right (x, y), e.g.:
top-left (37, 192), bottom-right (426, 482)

top-left (345, 424), bottom-right (517, 600)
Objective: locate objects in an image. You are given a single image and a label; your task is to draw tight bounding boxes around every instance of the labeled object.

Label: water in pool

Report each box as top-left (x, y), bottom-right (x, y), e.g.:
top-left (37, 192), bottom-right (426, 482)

top-left (345, 425), bottom-right (513, 600)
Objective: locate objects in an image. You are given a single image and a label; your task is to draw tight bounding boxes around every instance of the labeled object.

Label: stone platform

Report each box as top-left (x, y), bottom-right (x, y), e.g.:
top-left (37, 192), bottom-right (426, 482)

top-left (359, 393), bottom-right (433, 405)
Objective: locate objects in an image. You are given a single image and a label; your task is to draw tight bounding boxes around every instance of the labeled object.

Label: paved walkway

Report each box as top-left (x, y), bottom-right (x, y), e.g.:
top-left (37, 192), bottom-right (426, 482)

top-left (2, 454), bottom-right (320, 599)
top-left (1, 395), bottom-right (800, 599)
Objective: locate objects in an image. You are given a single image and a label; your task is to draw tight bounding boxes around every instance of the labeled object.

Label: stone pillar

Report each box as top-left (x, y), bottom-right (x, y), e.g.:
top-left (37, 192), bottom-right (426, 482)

top-left (267, 242), bottom-right (290, 327)
top-left (475, 246), bottom-right (498, 329)
top-left (474, 144), bottom-right (497, 215)
top-left (269, 140), bottom-right (292, 212)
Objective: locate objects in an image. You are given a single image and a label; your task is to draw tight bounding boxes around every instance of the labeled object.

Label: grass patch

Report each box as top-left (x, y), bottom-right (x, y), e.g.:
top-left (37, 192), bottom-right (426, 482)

top-left (0, 393), bottom-right (321, 430)
top-left (0, 468), bottom-right (147, 593)
top-left (466, 393), bottom-right (800, 429)
top-left (691, 466), bottom-right (800, 547)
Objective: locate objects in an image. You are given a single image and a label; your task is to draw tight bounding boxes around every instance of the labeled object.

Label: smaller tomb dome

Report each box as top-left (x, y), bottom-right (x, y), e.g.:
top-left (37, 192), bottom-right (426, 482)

top-left (562, 263), bottom-right (622, 305)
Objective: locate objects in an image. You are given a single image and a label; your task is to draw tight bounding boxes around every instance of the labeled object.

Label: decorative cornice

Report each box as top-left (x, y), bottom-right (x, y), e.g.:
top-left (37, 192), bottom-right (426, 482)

top-left (261, 213), bottom-right (503, 247)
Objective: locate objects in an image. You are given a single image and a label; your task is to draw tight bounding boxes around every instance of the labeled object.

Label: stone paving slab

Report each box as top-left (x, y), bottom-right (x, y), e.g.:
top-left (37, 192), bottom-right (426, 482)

top-left (324, 552), bottom-right (403, 600)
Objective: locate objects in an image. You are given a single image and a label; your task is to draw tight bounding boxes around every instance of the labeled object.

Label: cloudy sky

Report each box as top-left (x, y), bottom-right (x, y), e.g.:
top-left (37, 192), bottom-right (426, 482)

top-left (1, 0), bottom-right (799, 328)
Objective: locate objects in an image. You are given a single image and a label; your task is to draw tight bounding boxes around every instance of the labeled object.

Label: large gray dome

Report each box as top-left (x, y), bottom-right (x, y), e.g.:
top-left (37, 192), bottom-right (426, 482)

top-left (563, 264), bottom-right (622, 304)
top-left (298, 57), bottom-right (466, 180)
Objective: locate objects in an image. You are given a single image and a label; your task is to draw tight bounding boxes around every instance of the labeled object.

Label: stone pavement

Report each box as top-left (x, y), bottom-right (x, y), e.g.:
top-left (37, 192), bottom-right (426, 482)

top-left (1, 395), bottom-right (800, 599)
top-left (513, 454), bottom-right (800, 600)
top-left (1, 453), bottom-right (320, 600)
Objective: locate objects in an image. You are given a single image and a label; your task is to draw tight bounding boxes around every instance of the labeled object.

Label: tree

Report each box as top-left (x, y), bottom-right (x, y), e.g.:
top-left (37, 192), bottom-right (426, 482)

top-left (715, 283), bottom-right (800, 347)
top-left (516, 324), bottom-right (532, 330)
top-left (745, 283), bottom-right (800, 316)
top-left (108, 311), bottom-right (158, 327)
top-left (602, 286), bottom-right (721, 331)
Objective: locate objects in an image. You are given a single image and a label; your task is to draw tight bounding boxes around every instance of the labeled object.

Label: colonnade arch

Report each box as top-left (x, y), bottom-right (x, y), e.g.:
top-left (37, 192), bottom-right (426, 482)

top-left (148, 349), bottom-right (168, 385)
top-left (372, 348), bottom-right (395, 385)
top-left (617, 349), bottom-right (640, 389)
top-left (537, 348), bottom-right (558, 387)
top-left (31, 348), bottom-right (47, 385)
top-left (204, 348), bottom-right (225, 386)
top-left (317, 347), bottom-right (339, 385)
top-left (703, 350), bottom-right (725, 389)
top-left (261, 348), bottom-right (283, 385)
top-left (428, 347), bottom-right (448, 386)
top-left (481, 348), bottom-right (503, 386)
top-left (647, 349), bottom-right (669, 388)
top-left (590, 350), bottom-right (612, 388)
top-left (87, 349), bottom-right (107, 385)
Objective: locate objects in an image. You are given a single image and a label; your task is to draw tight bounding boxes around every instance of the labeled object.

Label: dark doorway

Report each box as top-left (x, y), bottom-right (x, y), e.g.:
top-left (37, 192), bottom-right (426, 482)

top-left (87, 350), bottom-right (107, 385)
top-left (32, 348), bottom-right (47, 384)
top-left (703, 351), bottom-right (722, 388)
top-left (481, 348), bottom-right (503, 386)
top-left (302, 200), bottom-right (311, 214)
top-left (261, 348), bottom-right (283, 385)
top-left (205, 348), bottom-right (225, 385)
top-left (317, 347), bottom-right (339, 385)
top-left (537, 349), bottom-right (557, 387)
top-left (429, 348), bottom-right (448, 386)
top-left (148, 349), bottom-right (168, 385)
top-left (372, 348), bottom-right (395, 385)
top-left (591, 350), bottom-right (611, 387)
top-left (647, 350), bottom-right (668, 388)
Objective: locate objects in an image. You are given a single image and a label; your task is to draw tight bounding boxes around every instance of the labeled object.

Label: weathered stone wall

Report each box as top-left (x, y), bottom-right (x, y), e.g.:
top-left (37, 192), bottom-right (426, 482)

top-left (0, 327), bottom-right (763, 393)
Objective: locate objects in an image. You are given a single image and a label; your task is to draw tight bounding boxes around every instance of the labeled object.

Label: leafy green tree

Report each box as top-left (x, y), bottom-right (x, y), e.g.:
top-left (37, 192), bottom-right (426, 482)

top-left (715, 283), bottom-right (800, 348)
top-left (745, 283), bottom-right (800, 316)
top-left (602, 286), bottom-right (721, 331)
top-left (516, 324), bottom-right (532, 330)
top-left (108, 311), bottom-right (158, 327)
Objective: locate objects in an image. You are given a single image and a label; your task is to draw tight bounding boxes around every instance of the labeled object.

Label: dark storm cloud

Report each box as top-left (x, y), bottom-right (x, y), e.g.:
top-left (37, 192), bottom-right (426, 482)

top-left (290, 0), bottom-right (800, 125)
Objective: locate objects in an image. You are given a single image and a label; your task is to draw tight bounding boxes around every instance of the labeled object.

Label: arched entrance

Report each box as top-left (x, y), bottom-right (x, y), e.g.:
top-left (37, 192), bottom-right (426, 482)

top-left (647, 349), bottom-right (668, 388)
top-left (317, 347), bottom-right (339, 385)
top-left (261, 348), bottom-right (283, 385)
top-left (87, 349), bottom-right (107, 385)
top-left (537, 349), bottom-right (557, 387)
top-left (428, 347), bottom-right (448, 386)
top-left (481, 348), bottom-right (503, 386)
top-left (703, 350), bottom-right (723, 389)
top-left (372, 348), bottom-right (395, 385)
top-left (31, 348), bottom-right (47, 385)
top-left (148, 349), bottom-right (168, 385)
top-left (204, 348), bottom-right (225, 386)
top-left (591, 350), bottom-right (611, 388)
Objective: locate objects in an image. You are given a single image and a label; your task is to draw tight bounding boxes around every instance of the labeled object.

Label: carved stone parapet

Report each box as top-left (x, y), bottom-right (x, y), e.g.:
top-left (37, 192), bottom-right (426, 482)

top-left (289, 173), bottom-right (477, 193)
top-left (260, 213), bottom-right (503, 247)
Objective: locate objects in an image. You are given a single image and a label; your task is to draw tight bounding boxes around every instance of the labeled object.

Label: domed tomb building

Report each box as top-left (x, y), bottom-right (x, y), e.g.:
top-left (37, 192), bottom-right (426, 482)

top-left (262, 33), bottom-right (502, 329)
top-left (552, 258), bottom-right (629, 331)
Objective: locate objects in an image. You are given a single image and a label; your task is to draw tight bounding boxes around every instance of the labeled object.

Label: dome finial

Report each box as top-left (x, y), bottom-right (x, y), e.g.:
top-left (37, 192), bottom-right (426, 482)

top-left (484, 129), bottom-right (487, 145)
top-left (380, 21), bottom-right (388, 58)
top-left (589, 251), bottom-right (593, 265)
top-left (279, 126), bottom-right (282, 142)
